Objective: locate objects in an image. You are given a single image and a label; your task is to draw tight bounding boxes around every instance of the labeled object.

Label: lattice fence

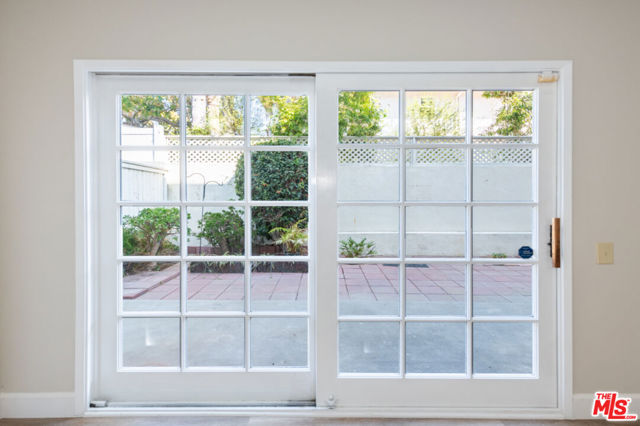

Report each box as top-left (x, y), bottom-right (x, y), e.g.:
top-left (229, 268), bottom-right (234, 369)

top-left (338, 149), bottom-right (399, 165)
top-left (339, 148), bottom-right (532, 165)
top-left (165, 136), bottom-right (306, 165)
top-left (166, 135), bottom-right (307, 147)
top-left (472, 148), bottom-right (532, 164)
top-left (162, 135), bottom-right (532, 165)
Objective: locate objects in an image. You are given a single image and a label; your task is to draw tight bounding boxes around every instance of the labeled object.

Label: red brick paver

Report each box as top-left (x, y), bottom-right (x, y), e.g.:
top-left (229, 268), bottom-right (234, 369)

top-left (123, 263), bottom-right (531, 303)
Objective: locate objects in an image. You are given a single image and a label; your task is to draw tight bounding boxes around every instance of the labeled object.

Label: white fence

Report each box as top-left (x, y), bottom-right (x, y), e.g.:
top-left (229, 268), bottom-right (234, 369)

top-left (122, 128), bottom-right (534, 258)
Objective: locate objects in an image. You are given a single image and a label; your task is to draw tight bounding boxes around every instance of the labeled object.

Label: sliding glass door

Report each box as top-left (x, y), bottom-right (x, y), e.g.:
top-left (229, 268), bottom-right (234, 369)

top-left (92, 71), bottom-right (558, 409)
top-left (316, 73), bottom-right (557, 408)
top-left (94, 76), bottom-right (315, 404)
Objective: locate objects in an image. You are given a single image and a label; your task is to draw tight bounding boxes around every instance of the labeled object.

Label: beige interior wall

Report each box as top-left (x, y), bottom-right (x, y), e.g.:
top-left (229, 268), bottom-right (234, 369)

top-left (0, 0), bottom-right (638, 395)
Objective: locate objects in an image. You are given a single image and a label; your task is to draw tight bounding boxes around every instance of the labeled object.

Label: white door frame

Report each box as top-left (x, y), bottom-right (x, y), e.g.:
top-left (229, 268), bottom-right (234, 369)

top-left (92, 75), bottom-right (316, 404)
top-left (74, 60), bottom-right (573, 418)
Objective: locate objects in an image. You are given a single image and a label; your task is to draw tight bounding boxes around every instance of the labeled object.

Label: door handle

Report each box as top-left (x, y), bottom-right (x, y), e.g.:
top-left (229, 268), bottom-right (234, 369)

top-left (548, 218), bottom-right (561, 268)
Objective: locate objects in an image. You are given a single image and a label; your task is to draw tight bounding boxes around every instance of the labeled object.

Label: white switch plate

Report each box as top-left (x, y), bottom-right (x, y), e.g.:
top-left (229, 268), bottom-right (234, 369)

top-left (597, 242), bottom-right (614, 264)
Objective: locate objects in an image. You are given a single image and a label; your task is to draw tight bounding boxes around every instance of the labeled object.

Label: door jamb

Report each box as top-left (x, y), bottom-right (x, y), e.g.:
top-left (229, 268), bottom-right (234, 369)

top-left (74, 59), bottom-right (572, 418)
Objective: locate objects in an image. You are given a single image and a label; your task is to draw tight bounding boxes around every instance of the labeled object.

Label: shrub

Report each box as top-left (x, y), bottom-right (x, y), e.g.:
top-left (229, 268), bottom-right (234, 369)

top-left (188, 261), bottom-right (244, 274)
top-left (339, 237), bottom-right (377, 258)
top-left (491, 252), bottom-right (508, 259)
top-left (234, 140), bottom-right (308, 239)
top-left (122, 207), bottom-right (180, 256)
top-left (270, 220), bottom-right (308, 254)
top-left (197, 207), bottom-right (244, 255)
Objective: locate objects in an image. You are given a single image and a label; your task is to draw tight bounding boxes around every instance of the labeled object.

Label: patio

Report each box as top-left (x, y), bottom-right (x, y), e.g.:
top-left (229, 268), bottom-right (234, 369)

top-left (123, 263), bottom-right (531, 315)
top-left (121, 263), bottom-right (532, 373)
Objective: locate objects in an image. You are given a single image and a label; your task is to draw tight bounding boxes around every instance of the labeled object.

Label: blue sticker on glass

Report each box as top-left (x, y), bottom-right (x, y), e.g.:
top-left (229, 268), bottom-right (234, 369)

top-left (518, 246), bottom-right (534, 259)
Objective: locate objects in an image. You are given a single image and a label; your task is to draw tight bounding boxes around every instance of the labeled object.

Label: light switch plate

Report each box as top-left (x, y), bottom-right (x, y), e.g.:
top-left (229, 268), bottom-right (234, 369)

top-left (597, 242), bottom-right (614, 264)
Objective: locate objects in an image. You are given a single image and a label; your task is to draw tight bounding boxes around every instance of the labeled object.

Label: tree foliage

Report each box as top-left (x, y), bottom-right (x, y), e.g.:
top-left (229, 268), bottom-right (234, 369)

top-left (338, 92), bottom-right (385, 139)
top-left (187, 95), bottom-right (244, 136)
top-left (482, 91), bottom-right (533, 136)
top-left (257, 96), bottom-right (308, 137)
top-left (406, 98), bottom-right (463, 136)
top-left (121, 95), bottom-right (244, 136)
top-left (121, 95), bottom-right (180, 134)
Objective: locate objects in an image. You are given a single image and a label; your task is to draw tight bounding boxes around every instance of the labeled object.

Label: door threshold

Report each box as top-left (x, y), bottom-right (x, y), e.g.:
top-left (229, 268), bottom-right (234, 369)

top-left (98, 400), bottom-right (316, 409)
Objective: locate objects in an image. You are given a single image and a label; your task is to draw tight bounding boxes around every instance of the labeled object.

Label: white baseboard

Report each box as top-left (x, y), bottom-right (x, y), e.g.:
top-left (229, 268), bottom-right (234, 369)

top-left (0, 392), bottom-right (76, 419)
top-left (573, 393), bottom-right (640, 419)
top-left (2, 391), bottom-right (637, 419)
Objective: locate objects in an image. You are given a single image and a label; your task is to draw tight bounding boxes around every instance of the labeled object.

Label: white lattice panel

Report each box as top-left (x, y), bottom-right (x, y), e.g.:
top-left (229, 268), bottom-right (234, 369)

top-left (473, 136), bottom-right (532, 144)
top-left (167, 150), bottom-right (244, 165)
top-left (338, 148), bottom-right (399, 164)
top-left (167, 135), bottom-right (308, 147)
top-left (341, 136), bottom-right (399, 144)
top-left (411, 149), bottom-right (465, 164)
top-left (406, 136), bottom-right (466, 144)
top-left (473, 148), bottom-right (532, 164)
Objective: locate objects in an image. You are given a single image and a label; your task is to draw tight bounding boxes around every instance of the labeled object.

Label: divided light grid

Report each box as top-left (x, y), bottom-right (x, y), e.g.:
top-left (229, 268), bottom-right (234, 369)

top-left (116, 93), bottom-right (313, 372)
top-left (336, 89), bottom-right (539, 378)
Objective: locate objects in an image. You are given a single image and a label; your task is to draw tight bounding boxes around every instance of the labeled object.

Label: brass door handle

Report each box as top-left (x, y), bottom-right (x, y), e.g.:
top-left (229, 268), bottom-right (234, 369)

top-left (550, 218), bottom-right (560, 268)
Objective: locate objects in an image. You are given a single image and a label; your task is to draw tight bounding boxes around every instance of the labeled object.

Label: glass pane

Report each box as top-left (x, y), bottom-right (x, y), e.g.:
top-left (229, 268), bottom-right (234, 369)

top-left (186, 318), bottom-right (244, 367)
top-left (186, 150), bottom-right (243, 201)
top-left (338, 148), bottom-right (399, 201)
top-left (473, 322), bottom-right (533, 374)
top-left (187, 207), bottom-right (244, 256)
top-left (473, 206), bottom-right (533, 259)
top-left (122, 262), bottom-right (180, 312)
top-left (406, 206), bottom-right (466, 258)
top-left (250, 95), bottom-right (308, 145)
top-left (186, 95), bottom-right (244, 146)
top-left (473, 148), bottom-right (533, 201)
top-left (251, 262), bottom-right (308, 312)
top-left (406, 148), bottom-right (466, 201)
top-left (251, 207), bottom-right (308, 256)
top-left (121, 95), bottom-right (179, 146)
top-left (472, 91), bottom-right (533, 140)
top-left (120, 150), bottom-right (180, 202)
top-left (121, 207), bottom-right (180, 256)
top-left (250, 151), bottom-right (308, 201)
top-left (338, 206), bottom-right (399, 258)
top-left (339, 91), bottom-right (399, 143)
top-left (406, 322), bottom-right (466, 374)
top-left (473, 264), bottom-right (532, 316)
top-left (250, 317), bottom-right (307, 367)
top-left (406, 264), bottom-right (466, 316)
top-left (186, 262), bottom-right (244, 312)
top-left (122, 318), bottom-right (179, 367)
top-left (405, 91), bottom-right (466, 142)
top-left (339, 264), bottom-right (399, 316)
top-left (339, 322), bottom-right (399, 373)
